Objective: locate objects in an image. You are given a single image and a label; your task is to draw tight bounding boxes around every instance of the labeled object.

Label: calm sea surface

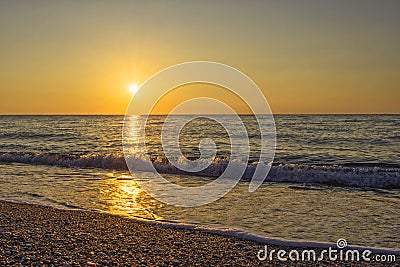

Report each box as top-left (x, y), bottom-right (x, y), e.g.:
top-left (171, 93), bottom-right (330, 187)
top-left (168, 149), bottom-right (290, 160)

top-left (0, 115), bottom-right (399, 249)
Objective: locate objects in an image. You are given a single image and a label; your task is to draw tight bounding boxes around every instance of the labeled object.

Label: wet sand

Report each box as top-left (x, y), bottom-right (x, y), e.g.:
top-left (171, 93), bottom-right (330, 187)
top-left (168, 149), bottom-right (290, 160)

top-left (0, 201), bottom-right (397, 266)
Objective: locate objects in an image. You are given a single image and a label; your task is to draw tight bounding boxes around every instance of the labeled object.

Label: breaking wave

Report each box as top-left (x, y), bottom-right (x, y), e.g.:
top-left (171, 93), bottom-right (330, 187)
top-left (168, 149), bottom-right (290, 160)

top-left (1, 152), bottom-right (399, 189)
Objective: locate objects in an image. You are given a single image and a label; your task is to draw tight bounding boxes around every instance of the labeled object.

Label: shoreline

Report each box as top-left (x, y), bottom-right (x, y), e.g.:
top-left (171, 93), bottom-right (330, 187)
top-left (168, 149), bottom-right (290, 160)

top-left (0, 200), bottom-right (398, 266)
top-left (3, 198), bottom-right (400, 256)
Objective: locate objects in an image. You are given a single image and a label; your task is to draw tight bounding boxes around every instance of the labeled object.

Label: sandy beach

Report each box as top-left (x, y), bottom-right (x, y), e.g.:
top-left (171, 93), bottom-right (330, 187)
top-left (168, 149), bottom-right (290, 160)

top-left (0, 200), bottom-right (397, 266)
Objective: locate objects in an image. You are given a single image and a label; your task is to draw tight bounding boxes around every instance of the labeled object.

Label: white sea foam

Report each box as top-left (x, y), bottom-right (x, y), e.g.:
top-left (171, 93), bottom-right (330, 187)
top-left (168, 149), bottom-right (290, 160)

top-left (1, 152), bottom-right (399, 188)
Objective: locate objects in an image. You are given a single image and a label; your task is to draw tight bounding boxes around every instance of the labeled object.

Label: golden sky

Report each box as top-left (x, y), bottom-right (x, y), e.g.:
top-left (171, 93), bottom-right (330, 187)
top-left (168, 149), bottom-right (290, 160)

top-left (0, 1), bottom-right (399, 114)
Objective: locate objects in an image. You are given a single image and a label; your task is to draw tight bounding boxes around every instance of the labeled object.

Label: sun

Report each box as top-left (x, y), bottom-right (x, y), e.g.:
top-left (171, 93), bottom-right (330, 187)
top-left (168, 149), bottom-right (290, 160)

top-left (129, 84), bottom-right (139, 94)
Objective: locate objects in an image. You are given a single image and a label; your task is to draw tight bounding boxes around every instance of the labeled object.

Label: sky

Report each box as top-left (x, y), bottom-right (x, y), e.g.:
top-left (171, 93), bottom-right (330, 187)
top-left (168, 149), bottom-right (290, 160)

top-left (0, 0), bottom-right (399, 114)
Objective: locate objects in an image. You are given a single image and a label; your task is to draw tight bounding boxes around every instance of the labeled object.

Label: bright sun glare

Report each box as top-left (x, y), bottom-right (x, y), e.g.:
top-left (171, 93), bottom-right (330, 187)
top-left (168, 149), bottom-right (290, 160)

top-left (129, 84), bottom-right (139, 94)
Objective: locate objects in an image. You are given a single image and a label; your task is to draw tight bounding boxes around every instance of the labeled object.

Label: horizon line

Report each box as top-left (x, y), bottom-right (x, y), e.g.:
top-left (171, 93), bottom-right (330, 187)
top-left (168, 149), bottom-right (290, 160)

top-left (0, 113), bottom-right (399, 116)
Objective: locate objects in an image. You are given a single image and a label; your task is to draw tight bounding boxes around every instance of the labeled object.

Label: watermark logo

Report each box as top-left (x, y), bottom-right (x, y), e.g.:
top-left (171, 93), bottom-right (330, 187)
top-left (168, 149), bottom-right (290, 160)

top-left (122, 61), bottom-right (276, 207)
top-left (336, 238), bottom-right (347, 249)
top-left (257, 238), bottom-right (397, 263)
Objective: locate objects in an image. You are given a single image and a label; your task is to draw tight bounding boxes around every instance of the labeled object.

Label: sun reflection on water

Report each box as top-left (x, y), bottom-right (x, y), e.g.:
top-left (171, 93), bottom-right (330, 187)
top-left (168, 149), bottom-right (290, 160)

top-left (99, 175), bottom-right (160, 220)
top-left (123, 115), bottom-right (144, 152)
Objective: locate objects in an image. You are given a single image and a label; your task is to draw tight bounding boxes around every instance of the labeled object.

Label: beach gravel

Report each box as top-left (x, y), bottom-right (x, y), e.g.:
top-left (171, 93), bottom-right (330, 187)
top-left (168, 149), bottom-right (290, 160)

top-left (0, 201), bottom-right (397, 266)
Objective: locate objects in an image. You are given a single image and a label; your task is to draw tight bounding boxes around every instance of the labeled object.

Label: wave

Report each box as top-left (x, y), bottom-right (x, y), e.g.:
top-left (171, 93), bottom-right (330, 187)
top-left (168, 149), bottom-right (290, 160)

top-left (0, 152), bottom-right (128, 170)
top-left (1, 152), bottom-right (399, 189)
top-left (0, 132), bottom-right (77, 139)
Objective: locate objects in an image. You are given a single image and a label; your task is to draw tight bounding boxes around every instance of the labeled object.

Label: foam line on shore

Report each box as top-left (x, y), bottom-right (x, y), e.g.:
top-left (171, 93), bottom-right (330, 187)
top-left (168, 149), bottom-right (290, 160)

top-left (141, 220), bottom-right (400, 256)
top-left (2, 199), bottom-right (399, 255)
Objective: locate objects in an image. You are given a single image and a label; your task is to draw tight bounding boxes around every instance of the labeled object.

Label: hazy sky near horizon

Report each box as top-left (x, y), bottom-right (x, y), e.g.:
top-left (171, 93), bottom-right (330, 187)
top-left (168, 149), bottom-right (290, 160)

top-left (0, 0), bottom-right (399, 114)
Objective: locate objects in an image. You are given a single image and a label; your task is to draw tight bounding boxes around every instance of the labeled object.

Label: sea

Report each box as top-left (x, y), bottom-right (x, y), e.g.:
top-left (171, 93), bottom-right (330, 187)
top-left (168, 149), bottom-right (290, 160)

top-left (0, 115), bottom-right (399, 250)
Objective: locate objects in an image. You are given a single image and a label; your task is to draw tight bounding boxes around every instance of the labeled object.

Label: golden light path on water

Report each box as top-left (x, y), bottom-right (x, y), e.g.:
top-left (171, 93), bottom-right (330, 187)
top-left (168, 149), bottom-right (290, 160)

top-left (99, 176), bottom-right (161, 220)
